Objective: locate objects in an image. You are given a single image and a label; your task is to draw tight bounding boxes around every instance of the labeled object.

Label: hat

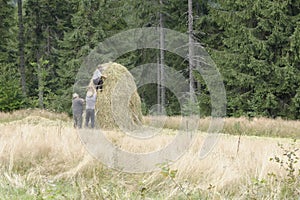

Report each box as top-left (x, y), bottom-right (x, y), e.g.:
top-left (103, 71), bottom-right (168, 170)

top-left (86, 90), bottom-right (93, 97)
top-left (73, 93), bottom-right (79, 98)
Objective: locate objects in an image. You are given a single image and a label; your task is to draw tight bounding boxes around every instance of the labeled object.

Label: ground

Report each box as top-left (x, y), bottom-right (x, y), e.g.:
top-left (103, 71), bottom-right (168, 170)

top-left (0, 110), bottom-right (299, 199)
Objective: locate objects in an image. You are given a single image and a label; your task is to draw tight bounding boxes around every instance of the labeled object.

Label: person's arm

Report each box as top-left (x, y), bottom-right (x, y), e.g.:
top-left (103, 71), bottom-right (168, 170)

top-left (92, 86), bottom-right (96, 93)
top-left (81, 98), bottom-right (85, 104)
top-left (92, 87), bottom-right (97, 98)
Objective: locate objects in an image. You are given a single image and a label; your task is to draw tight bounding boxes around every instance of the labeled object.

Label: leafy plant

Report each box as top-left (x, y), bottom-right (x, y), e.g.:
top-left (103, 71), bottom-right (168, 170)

top-left (270, 139), bottom-right (300, 182)
top-left (269, 139), bottom-right (300, 197)
top-left (159, 162), bottom-right (191, 200)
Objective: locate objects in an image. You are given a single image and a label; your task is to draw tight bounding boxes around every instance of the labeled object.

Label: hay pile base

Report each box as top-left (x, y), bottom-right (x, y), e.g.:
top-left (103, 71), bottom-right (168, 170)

top-left (93, 62), bottom-right (143, 130)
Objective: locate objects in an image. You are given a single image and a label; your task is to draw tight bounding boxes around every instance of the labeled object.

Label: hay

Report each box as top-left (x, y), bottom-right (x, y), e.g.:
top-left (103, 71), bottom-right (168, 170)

top-left (91, 62), bottom-right (143, 130)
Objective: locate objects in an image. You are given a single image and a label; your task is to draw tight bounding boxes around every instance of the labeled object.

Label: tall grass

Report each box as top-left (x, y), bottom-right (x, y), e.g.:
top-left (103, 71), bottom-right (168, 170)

top-left (144, 116), bottom-right (300, 138)
top-left (0, 111), bottom-right (299, 199)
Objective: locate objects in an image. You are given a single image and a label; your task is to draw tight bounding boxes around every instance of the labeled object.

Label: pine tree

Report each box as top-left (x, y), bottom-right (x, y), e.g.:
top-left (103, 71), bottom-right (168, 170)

top-left (0, 0), bottom-right (24, 111)
top-left (205, 0), bottom-right (300, 118)
top-left (23, 0), bottom-right (79, 109)
top-left (0, 63), bottom-right (24, 111)
top-left (55, 0), bottom-right (129, 113)
top-left (0, 0), bottom-right (15, 63)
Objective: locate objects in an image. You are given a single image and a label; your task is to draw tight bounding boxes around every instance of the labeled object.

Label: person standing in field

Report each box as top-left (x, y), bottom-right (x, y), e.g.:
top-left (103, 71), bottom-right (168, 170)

top-left (85, 87), bottom-right (97, 128)
top-left (72, 93), bottom-right (84, 129)
top-left (92, 65), bottom-right (107, 91)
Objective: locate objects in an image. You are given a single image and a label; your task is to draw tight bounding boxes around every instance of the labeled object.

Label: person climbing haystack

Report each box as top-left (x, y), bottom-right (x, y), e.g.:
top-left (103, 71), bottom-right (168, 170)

top-left (92, 65), bottom-right (107, 91)
top-left (93, 62), bottom-right (143, 130)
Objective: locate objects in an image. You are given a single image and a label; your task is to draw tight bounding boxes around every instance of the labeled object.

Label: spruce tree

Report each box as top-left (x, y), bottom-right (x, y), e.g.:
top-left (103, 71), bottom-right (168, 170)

top-left (23, 0), bottom-right (78, 109)
top-left (55, 0), bottom-right (128, 113)
top-left (205, 0), bottom-right (300, 118)
top-left (0, 0), bottom-right (24, 111)
top-left (0, 0), bottom-right (15, 63)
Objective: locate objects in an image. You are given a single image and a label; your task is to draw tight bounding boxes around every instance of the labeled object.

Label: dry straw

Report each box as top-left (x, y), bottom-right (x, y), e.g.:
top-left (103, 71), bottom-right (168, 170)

top-left (89, 62), bottom-right (143, 130)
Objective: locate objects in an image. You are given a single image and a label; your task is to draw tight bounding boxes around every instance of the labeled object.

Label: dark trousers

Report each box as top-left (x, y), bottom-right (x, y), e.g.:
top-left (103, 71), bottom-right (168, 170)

top-left (93, 78), bottom-right (103, 90)
top-left (73, 113), bottom-right (82, 128)
top-left (85, 109), bottom-right (95, 128)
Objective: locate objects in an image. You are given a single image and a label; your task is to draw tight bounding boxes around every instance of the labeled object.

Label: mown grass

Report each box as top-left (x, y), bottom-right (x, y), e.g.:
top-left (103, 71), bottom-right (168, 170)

top-left (0, 110), bottom-right (299, 199)
top-left (0, 109), bottom-right (70, 124)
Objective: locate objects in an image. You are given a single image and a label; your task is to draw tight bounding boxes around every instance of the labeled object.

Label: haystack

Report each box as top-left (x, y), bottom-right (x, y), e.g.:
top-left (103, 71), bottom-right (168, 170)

top-left (92, 62), bottom-right (143, 130)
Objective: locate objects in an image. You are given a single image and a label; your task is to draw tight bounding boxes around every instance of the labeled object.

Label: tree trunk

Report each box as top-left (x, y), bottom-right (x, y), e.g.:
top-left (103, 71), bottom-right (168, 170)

top-left (188, 0), bottom-right (194, 93)
top-left (46, 25), bottom-right (51, 55)
top-left (37, 57), bottom-right (44, 109)
top-left (159, 0), bottom-right (165, 111)
top-left (157, 52), bottom-right (161, 108)
top-left (18, 0), bottom-right (26, 96)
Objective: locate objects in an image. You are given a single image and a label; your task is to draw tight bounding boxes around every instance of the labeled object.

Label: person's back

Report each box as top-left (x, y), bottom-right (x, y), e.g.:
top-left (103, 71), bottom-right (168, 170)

top-left (72, 98), bottom-right (84, 114)
top-left (86, 93), bottom-right (96, 110)
top-left (85, 89), bottom-right (97, 128)
top-left (72, 93), bottom-right (84, 128)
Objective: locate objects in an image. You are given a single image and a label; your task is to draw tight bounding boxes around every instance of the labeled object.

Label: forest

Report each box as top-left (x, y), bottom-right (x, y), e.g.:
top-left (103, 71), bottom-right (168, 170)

top-left (0, 0), bottom-right (299, 119)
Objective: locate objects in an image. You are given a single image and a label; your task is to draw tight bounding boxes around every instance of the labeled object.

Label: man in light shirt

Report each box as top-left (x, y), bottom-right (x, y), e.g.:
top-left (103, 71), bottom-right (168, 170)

top-left (85, 87), bottom-right (97, 128)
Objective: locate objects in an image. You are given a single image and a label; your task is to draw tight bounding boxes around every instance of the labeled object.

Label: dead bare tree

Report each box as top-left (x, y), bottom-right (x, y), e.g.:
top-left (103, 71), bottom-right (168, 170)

top-left (188, 0), bottom-right (194, 93)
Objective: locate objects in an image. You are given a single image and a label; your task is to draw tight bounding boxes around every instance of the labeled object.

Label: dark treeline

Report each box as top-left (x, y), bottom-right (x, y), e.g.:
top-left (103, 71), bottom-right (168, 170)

top-left (0, 0), bottom-right (299, 119)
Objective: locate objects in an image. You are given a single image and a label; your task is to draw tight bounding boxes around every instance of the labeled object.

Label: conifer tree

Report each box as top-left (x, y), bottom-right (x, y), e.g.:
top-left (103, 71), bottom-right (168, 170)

top-left (0, 0), bottom-right (15, 63)
top-left (206, 0), bottom-right (300, 118)
top-left (0, 0), bottom-right (24, 111)
top-left (23, 0), bottom-right (78, 109)
top-left (55, 0), bottom-right (128, 113)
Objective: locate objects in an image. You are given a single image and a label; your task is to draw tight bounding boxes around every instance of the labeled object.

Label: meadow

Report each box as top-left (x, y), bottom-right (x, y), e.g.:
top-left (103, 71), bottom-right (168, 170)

top-left (0, 110), bottom-right (299, 199)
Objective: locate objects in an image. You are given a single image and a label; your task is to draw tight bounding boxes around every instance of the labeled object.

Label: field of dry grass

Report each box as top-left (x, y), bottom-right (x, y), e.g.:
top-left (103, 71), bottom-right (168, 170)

top-left (0, 110), bottom-right (299, 199)
top-left (144, 116), bottom-right (300, 139)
